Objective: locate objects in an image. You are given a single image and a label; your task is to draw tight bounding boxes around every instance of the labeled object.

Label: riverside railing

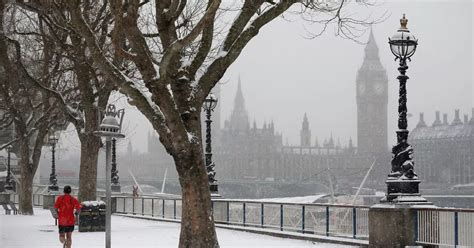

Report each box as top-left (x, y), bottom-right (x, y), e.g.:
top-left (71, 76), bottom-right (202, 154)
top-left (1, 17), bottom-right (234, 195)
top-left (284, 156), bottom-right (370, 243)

top-left (114, 195), bottom-right (370, 241)
top-left (9, 184), bottom-right (99, 206)
top-left (414, 207), bottom-right (474, 247)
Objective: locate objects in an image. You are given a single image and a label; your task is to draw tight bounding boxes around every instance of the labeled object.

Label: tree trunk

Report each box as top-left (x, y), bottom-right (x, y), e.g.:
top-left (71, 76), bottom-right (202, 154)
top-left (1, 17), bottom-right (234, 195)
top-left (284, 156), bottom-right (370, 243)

top-left (176, 146), bottom-right (219, 248)
top-left (18, 141), bottom-right (34, 215)
top-left (78, 134), bottom-right (101, 201)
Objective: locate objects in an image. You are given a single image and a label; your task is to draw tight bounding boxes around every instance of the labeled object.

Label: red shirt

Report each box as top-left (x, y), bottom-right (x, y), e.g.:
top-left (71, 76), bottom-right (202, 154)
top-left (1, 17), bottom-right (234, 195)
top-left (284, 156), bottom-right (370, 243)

top-left (54, 194), bottom-right (81, 226)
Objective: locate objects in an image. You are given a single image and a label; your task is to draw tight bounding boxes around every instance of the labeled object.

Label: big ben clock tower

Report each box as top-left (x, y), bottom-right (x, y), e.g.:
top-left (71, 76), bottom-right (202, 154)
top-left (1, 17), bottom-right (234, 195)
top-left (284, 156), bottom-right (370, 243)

top-left (356, 30), bottom-right (388, 154)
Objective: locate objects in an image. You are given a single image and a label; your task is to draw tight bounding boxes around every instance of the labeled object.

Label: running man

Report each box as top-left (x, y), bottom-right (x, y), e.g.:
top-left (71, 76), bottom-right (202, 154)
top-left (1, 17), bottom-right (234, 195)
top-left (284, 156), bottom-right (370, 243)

top-left (54, 185), bottom-right (81, 248)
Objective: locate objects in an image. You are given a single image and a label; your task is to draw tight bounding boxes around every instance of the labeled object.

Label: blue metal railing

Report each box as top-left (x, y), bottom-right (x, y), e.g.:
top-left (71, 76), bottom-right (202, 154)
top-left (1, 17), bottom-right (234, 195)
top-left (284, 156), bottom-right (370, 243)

top-left (414, 207), bottom-right (474, 247)
top-left (113, 195), bottom-right (370, 241)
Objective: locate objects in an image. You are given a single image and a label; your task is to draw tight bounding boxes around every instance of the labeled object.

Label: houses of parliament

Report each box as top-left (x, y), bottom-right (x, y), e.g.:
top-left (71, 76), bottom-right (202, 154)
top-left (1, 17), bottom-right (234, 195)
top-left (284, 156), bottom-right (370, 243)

top-left (138, 30), bottom-right (474, 195)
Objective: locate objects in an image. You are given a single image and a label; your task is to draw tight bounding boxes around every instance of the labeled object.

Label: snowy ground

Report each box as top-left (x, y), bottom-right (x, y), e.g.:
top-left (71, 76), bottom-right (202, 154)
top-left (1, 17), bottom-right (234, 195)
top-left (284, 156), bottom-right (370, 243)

top-left (0, 208), bottom-right (353, 248)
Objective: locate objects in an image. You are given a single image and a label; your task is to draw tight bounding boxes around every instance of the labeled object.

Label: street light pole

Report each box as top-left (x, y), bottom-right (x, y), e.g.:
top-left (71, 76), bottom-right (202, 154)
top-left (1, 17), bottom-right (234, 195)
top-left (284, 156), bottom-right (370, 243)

top-left (111, 138), bottom-right (121, 192)
top-left (105, 137), bottom-right (112, 248)
top-left (385, 14), bottom-right (428, 204)
top-left (95, 104), bottom-right (125, 248)
top-left (4, 145), bottom-right (13, 191)
top-left (203, 93), bottom-right (219, 196)
top-left (48, 135), bottom-right (59, 192)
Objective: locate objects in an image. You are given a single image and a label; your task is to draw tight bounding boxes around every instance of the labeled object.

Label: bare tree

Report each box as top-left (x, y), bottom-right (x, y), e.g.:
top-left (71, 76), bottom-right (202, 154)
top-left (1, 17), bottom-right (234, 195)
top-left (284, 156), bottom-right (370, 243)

top-left (0, 0), bottom-right (68, 214)
top-left (15, 1), bottom-right (115, 201)
top-left (17, 0), bottom-right (378, 245)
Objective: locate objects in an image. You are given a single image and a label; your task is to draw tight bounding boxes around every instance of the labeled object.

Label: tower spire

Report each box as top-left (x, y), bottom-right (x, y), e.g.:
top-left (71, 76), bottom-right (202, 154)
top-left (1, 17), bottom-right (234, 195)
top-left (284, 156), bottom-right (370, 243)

top-left (228, 76), bottom-right (249, 130)
top-left (300, 113), bottom-right (311, 147)
top-left (364, 27), bottom-right (379, 60)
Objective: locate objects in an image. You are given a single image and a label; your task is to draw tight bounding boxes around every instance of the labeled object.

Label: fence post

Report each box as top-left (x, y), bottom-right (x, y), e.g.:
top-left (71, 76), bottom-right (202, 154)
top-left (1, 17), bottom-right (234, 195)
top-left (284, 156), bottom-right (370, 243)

top-left (302, 205), bottom-right (305, 234)
top-left (162, 199), bottom-right (165, 218)
top-left (173, 200), bottom-right (177, 219)
top-left (413, 210), bottom-right (418, 244)
top-left (142, 198), bottom-right (145, 216)
top-left (454, 211), bottom-right (459, 247)
top-left (226, 201), bottom-right (230, 223)
top-left (152, 199), bottom-right (154, 217)
top-left (280, 204), bottom-right (284, 231)
top-left (123, 198), bottom-right (125, 213)
top-left (352, 207), bottom-right (357, 239)
top-left (132, 198), bottom-right (135, 215)
top-left (243, 203), bottom-right (246, 226)
top-left (261, 203), bottom-right (264, 228)
top-left (326, 206), bottom-right (330, 236)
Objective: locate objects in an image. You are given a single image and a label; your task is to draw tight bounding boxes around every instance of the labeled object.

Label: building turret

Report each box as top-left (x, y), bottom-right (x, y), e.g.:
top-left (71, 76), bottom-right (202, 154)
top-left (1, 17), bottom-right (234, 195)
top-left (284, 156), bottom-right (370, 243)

top-left (451, 109), bottom-right (463, 125)
top-left (416, 113), bottom-right (427, 128)
top-left (432, 111), bottom-right (442, 127)
top-left (228, 77), bottom-right (249, 130)
top-left (443, 113), bottom-right (449, 125)
top-left (300, 113), bottom-right (311, 147)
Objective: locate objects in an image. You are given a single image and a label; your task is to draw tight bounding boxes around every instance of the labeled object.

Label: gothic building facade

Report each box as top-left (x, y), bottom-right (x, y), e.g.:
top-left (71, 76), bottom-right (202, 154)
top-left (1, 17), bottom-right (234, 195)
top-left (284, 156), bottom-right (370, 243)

top-left (214, 32), bottom-right (391, 191)
top-left (411, 110), bottom-right (474, 186)
top-left (133, 30), bottom-right (472, 194)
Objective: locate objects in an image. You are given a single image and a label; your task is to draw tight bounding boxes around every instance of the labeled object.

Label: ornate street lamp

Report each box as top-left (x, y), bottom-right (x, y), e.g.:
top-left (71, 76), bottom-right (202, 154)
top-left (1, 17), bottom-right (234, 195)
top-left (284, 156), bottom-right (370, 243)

top-left (48, 134), bottom-right (59, 192)
top-left (95, 104), bottom-right (125, 248)
top-left (202, 93), bottom-right (219, 195)
top-left (385, 14), bottom-right (426, 203)
top-left (4, 145), bottom-right (13, 191)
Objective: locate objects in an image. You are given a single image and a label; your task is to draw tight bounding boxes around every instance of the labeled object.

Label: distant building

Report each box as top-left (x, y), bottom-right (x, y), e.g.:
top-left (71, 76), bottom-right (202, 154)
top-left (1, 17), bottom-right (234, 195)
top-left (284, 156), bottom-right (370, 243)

top-left (356, 30), bottom-right (388, 155)
top-left (135, 31), bottom-right (392, 191)
top-left (410, 109), bottom-right (474, 185)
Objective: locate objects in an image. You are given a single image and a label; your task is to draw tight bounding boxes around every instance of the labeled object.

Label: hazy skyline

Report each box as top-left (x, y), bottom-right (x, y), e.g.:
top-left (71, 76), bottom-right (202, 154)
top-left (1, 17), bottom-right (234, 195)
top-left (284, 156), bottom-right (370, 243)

top-left (56, 0), bottom-right (473, 156)
top-left (219, 0), bottom-right (473, 147)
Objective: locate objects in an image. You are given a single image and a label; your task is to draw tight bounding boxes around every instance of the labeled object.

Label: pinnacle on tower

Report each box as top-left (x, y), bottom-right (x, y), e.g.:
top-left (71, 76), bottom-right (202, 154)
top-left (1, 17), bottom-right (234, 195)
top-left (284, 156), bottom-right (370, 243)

top-left (365, 28), bottom-right (379, 59)
top-left (451, 109), bottom-right (463, 125)
top-left (300, 113), bottom-right (311, 147)
top-left (234, 76), bottom-right (246, 112)
top-left (228, 76), bottom-right (249, 130)
top-left (432, 111), bottom-right (442, 127)
top-left (416, 113), bottom-right (427, 128)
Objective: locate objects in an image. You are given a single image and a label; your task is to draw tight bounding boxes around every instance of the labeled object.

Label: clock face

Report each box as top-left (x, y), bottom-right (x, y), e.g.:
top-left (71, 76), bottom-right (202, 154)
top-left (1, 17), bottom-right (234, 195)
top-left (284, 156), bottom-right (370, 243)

top-left (374, 83), bottom-right (384, 94)
top-left (358, 84), bottom-right (366, 94)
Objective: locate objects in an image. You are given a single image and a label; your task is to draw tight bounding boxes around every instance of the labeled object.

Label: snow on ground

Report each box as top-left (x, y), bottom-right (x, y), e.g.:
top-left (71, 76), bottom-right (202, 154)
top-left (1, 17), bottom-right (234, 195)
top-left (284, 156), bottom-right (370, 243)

top-left (0, 208), bottom-right (353, 248)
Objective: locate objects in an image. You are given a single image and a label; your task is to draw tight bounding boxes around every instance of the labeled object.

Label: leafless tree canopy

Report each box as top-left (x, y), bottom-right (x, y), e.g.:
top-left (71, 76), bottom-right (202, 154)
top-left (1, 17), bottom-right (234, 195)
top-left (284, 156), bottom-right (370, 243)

top-left (4, 0), bottom-right (379, 245)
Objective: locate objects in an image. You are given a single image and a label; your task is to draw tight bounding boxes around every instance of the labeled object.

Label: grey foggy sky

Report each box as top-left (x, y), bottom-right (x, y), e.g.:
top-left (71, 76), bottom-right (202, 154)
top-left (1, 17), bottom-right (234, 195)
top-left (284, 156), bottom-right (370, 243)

top-left (58, 0), bottom-right (473, 155)
top-left (219, 0), bottom-right (473, 147)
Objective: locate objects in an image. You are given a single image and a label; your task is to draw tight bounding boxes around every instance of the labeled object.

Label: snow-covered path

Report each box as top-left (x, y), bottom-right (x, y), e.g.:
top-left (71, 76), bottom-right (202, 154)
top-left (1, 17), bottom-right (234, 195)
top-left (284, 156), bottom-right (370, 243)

top-left (0, 208), bottom-right (353, 248)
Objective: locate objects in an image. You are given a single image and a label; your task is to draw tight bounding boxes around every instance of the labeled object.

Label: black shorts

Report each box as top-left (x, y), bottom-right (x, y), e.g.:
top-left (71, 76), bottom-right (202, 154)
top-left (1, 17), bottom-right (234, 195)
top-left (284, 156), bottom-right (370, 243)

top-left (58, 225), bottom-right (74, 234)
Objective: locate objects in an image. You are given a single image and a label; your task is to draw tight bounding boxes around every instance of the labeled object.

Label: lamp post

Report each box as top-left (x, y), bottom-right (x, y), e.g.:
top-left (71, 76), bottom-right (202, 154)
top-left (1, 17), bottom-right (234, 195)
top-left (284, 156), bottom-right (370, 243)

top-left (48, 134), bottom-right (59, 192)
top-left (202, 93), bottom-right (219, 195)
top-left (111, 138), bottom-right (121, 192)
top-left (95, 104), bottom-right (125, 248)
top-left (385, 14), bottom-right (426, 203)
top-left (4, 145), bottom-right (13, 191)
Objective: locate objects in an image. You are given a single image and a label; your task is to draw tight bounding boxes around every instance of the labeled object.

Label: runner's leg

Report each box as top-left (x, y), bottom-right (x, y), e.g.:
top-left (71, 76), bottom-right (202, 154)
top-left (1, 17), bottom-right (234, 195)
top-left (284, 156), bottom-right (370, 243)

top-left (59, 233), bottom-right (65, 244)
top-left (66, 232), bottom-right (72, 248)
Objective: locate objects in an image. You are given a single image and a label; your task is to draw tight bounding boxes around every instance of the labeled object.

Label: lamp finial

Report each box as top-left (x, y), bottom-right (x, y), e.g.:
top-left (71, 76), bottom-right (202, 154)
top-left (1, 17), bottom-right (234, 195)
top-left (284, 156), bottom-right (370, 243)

top-left (400, 14), bottom-right (408, 30)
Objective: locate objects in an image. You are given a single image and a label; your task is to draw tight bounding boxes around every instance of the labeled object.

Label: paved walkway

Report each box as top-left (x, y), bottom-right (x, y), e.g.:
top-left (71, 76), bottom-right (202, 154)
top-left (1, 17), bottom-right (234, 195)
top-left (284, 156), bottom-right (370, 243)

top-left (0, 208), bottom-right (354, 247)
